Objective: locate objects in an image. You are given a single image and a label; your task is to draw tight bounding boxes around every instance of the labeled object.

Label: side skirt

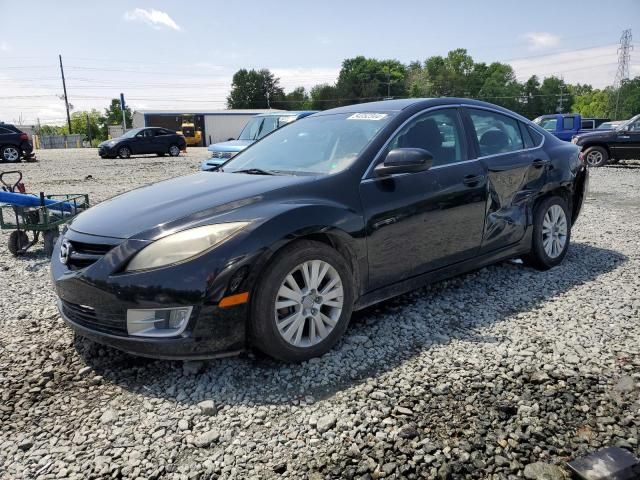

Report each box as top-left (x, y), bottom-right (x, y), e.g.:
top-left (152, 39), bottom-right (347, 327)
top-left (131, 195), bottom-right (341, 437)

top-left (354, 238), bottom-right (532, 311)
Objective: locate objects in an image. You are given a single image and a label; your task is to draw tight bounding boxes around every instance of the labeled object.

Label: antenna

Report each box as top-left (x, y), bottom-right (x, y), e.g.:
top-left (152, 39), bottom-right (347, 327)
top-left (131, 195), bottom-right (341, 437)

top-left (613, 29), bottom-right (633, 119)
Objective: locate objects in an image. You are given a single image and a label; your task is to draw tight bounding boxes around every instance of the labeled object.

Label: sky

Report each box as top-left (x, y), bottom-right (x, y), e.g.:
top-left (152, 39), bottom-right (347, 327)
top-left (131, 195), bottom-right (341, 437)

top-left (1, 0), bottom-right (639, 124)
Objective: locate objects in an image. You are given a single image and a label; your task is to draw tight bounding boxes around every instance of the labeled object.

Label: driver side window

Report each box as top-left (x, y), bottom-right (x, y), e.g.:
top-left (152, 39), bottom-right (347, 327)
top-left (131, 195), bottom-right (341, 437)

top-left (386, 108), bottom-right (466, 167)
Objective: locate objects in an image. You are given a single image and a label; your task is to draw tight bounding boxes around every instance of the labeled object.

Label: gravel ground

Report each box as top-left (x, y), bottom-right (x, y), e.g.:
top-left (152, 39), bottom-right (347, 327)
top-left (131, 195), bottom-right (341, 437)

top-left (1, 149), bottom-right (639, 480)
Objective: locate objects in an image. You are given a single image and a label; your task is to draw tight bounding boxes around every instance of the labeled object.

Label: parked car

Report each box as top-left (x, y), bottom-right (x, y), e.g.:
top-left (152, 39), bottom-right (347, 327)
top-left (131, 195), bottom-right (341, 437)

top-left (596, 121), bottom-right (624, 131)
top-left (571, 114), bottom-right (640, 167)
top-left (0, 123), bottom-right (35, 163)
top-left (533, 113), bottom-right (609, 141)
top-left (52, 98), bottom-right (587, 362)
top-left (201, 111), bottom-right (317, 171)
top-left (98, 127), bottom-right (186, 159)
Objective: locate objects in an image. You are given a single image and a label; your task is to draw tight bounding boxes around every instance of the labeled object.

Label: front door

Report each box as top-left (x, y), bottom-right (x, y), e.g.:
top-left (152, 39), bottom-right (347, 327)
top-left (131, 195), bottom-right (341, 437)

top-left (360, 108), bottom-right (488, 291)
top-left (612, 117), bottom-right (640, 160)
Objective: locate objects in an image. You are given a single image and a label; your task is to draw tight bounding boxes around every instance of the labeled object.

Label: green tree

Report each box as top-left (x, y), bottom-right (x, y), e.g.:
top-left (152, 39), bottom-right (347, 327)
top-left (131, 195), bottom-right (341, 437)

top-left (335, 56), bottom-right (407, 102)
top-left (539, 76), bottom-right (573, 114)
top-left (521, 75), bottom-right (543, 119)
top-left (478, 62), bottom-right (522, 112)
top-left (103, 98), bottom-right (133, 133)
top-left (613, 77), bottom-right (640, 120)
top-left (70, 109), bottom-right (106, 141)
top-left (309, 83), bottom-right (341, 110)
top-left (572, 89), bottom-right (612, 118)
top-left (227, 69), bottom-right (285, 109)
top-left (281, 86), bottom-right (310, 110)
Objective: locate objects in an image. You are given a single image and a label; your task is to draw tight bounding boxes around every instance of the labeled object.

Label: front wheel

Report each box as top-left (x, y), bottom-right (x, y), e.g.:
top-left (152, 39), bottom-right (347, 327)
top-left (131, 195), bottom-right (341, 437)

top-left (250, 240), bottom-right (354, 362)
top-left (1, 146), bottom-right (21, 163)
top-left (168, 145), bottom-right (181, 157)
top-left (118, 146), bottom-right (131, 159)
top-left (8, 231), bottom-right (29, 255)
top-left (583, 146), bottom-right (608, 167)
top-left (524, 196), bottom-right (571, 270)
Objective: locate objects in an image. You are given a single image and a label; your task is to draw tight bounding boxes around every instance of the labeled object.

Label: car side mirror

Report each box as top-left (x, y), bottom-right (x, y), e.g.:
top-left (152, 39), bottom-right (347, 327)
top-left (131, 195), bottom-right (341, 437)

top-left (227, 137), bottom-right (235, 141)
top-left (374, 148), bottom-right (434, 177)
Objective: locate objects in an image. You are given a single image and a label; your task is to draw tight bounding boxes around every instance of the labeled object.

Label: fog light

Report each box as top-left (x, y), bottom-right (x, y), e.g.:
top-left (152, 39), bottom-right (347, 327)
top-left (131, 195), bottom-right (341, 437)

top-left (127, 307), bottom-right (192, 337)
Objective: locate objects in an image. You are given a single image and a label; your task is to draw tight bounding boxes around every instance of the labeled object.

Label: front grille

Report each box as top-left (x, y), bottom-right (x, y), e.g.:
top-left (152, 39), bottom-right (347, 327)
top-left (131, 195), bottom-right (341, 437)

top-left (61, 300), bottom-right (127, 336)
top-left (66, 240), bottom-right (114, 270)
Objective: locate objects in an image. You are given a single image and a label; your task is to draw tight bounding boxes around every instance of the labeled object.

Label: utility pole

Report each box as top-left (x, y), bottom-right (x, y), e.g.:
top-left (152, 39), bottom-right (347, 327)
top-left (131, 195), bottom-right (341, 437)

top-left (59, 54), bottom-right (72, 134)
top-left (120, 93), bottom-right (127, 132)
top-left (613, 29), bottom-right (633, 119)
top-left (557, 83), bottom-right (565, 113)
top-left (85, 113), bottom-right (92, 145)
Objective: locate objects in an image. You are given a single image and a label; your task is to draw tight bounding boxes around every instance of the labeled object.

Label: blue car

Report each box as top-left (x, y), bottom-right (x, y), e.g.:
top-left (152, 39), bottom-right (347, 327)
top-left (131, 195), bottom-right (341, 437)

top-left (201, 111), bottom-right (317, 171)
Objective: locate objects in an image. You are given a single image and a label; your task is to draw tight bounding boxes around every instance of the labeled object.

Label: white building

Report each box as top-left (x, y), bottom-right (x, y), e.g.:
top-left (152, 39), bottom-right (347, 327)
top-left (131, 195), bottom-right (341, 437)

top-left (132, 109), bottom-right (280, 146)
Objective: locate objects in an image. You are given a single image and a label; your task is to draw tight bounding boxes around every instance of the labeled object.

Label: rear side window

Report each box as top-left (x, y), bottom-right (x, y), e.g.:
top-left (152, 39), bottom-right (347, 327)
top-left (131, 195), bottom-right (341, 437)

top-left (563, 117), bottom-right (575, 130)
top-left (467, 109), bottom-right (524, 156)
top-left (528, 127), bottom-right (544, 146)
top-left (581, 119), bottom-right (595, 129)
top-left (520, 122), bottom-right (535, 149)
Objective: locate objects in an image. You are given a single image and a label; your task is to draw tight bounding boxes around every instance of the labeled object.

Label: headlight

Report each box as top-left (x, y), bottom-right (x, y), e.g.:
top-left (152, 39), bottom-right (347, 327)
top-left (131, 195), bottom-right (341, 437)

top-left (126, 222), bottom-right (249, 272)
top-left (108, 140), bottom-right (117, 146)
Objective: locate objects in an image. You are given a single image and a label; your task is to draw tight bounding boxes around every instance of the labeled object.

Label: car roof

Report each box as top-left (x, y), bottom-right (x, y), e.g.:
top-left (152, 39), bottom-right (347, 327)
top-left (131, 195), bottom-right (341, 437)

top-left (254, 111), bottom-right (318, 118)
top-left (314, 98), bottom-right (532, 120)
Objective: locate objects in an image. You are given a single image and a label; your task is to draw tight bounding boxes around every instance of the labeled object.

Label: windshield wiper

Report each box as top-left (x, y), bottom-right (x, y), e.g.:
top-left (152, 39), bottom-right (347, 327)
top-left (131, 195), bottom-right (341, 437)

top-left (232, 168), bottom-right (280, 175)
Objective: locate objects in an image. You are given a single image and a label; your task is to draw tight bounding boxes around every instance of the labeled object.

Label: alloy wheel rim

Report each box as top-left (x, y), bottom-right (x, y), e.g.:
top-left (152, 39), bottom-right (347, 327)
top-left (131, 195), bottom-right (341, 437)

top-left (586, 151), bottom-right (603, 166)
top-left (542, 204), bottom-right (567, 259)
top-left (170, 146), bottom-right (179, 156)
top-left (4, 147), bottom-right (19, 161)
top-left (274, 259), bottom-right (343, 348)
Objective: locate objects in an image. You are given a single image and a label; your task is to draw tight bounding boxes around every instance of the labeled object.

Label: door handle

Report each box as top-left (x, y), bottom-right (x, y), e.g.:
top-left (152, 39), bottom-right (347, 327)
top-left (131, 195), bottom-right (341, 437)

top-left (462, 174), bottom-right (485, 186)
top-left (532, 159), bottom-right (549, 168)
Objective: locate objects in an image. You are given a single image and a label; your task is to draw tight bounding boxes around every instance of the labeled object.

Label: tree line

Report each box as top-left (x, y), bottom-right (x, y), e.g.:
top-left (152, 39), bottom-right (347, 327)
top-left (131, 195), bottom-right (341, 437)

top-left (227, 49), bottom-right (640, 120)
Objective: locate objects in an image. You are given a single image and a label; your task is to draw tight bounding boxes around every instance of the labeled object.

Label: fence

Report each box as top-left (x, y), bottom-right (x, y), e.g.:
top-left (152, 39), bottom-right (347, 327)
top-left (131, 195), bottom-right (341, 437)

top-left (33, 134), bottom-right (88, 149)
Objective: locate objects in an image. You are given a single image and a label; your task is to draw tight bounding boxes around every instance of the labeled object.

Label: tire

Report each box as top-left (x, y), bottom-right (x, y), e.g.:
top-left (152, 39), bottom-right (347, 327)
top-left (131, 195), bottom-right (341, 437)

top-left (8, 231), bottom-right (29, 255)
top-left (118, 146), bottom-right (131, 159)
top-left (583, 146), bottom-right (608, 167)
top-left (1, 145), bottom-right (21, 163)
top-left (250, 240), bottom-right (355, 362)
top-left (43, 229), bottom-right (59, 257)
top-left (523, 195), bottom-right (571, 270)
top-left (168, 144), bottom-right (180, 157)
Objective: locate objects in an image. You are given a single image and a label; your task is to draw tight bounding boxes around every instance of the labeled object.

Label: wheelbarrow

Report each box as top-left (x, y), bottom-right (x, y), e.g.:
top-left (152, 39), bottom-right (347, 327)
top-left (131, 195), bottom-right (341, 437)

top-left (0, 171), bottom-right (90, 256)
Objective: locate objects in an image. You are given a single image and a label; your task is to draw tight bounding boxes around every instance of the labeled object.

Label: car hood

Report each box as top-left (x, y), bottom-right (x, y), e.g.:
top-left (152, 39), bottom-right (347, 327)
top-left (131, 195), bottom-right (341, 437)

top-left (574, 130), bottom-right (614, 141)
top-left (207, 140), bottom-right (253, 152)
top-left (69, 172), bottom-right (311, 239)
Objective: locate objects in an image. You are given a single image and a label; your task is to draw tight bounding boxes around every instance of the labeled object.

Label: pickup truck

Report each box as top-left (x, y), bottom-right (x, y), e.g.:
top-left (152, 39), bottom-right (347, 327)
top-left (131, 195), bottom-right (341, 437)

top-left (572, 114), bottom-right (640, 167)
top-left (533, 114), bottom-right (610, 141)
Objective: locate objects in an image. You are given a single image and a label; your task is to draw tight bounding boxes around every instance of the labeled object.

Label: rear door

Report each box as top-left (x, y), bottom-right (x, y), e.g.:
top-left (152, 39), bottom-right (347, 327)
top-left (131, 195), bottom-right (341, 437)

top-left (360, 107), bottom-right (488, 290)
top-left (463, 107), bottom-right (548, 253)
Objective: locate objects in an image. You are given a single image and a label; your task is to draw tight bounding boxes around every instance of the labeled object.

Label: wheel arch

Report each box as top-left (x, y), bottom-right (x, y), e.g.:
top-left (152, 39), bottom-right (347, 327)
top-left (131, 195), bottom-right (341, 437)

top-left (581, 142), bottom-right (611, 157)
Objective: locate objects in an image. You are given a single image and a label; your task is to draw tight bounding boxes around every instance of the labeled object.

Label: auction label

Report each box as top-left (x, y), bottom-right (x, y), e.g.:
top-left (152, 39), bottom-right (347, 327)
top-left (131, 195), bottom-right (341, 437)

top-left (347, 113), bottom-right (388, 120)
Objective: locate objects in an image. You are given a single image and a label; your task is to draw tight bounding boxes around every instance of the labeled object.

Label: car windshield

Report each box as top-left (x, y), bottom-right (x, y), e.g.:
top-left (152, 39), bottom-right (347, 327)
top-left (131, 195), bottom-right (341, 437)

top-left (237, 115), bottom-right (298, 141)
top-left (534, 117), bottom-right (557, 131)
top-left (616, 114), bottom-right (640, 131)
top-left (122, 128), bottom-right (143, 138)
top-left (223, 112), bottom-right (395, 175)
top-left (597, 122), bottom-right (613, 130)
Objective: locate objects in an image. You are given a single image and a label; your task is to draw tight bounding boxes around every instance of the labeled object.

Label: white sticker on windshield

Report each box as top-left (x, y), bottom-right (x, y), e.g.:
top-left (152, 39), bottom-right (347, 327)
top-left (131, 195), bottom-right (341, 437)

top-left (347, 113), bottom-right (388, 121)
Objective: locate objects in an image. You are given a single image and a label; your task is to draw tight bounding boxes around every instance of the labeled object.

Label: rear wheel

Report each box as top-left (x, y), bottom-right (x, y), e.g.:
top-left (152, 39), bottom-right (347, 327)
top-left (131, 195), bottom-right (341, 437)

top-left (584, 146), bottom-right (608, 167)
top-left (250, 240), bottom-right (354, 362)
top-left (523, 196), bottom-right (571, 270)
top-left (1, 146), bottom-right (21, 163)
top-left (8, 231), bottom-right (29, 255)
top-left (168, 145), bottom-right (180, 157)
top-left (118, 146), bottom-right (131, 159)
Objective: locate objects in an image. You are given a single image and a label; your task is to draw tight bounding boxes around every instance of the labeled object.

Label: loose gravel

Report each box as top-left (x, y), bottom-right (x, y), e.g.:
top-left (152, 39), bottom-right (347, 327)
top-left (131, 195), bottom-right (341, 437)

top-left (1, 149), bottom-right (639, 480)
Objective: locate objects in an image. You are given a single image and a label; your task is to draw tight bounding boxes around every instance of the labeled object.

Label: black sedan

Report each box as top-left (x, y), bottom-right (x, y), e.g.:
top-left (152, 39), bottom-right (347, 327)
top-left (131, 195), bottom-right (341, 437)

top-left (98, 127), bottom-right (186, 159)
top-left (52, 98), bottom-right (588, 362)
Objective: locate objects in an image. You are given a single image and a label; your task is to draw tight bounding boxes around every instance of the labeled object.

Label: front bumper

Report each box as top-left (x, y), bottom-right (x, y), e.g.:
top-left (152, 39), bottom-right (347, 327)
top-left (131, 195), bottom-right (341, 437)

top-left (51, 229), bottom-right (254, 359)
top-left (98, 145), bottom-right (117, 157)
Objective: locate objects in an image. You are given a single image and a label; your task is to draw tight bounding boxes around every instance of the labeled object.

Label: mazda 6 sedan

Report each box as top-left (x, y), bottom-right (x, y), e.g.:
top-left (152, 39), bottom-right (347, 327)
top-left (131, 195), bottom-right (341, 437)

top-left (52, 98), bottom-right (588, 362)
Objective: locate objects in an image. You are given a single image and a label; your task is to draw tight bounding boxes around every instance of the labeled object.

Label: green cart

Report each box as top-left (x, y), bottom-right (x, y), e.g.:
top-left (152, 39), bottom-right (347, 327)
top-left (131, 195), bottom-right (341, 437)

top-left (0, 171), bottom-right (90, 256)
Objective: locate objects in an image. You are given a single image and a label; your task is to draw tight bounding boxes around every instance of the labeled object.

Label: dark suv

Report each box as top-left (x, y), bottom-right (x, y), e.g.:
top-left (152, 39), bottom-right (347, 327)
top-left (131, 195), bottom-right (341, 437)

top-left (572, 114), bottom-right (640, 167)
top-left (98, 127), bottom-right (187, 159)
top-left (0, 123), bottom-right (35, 163)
